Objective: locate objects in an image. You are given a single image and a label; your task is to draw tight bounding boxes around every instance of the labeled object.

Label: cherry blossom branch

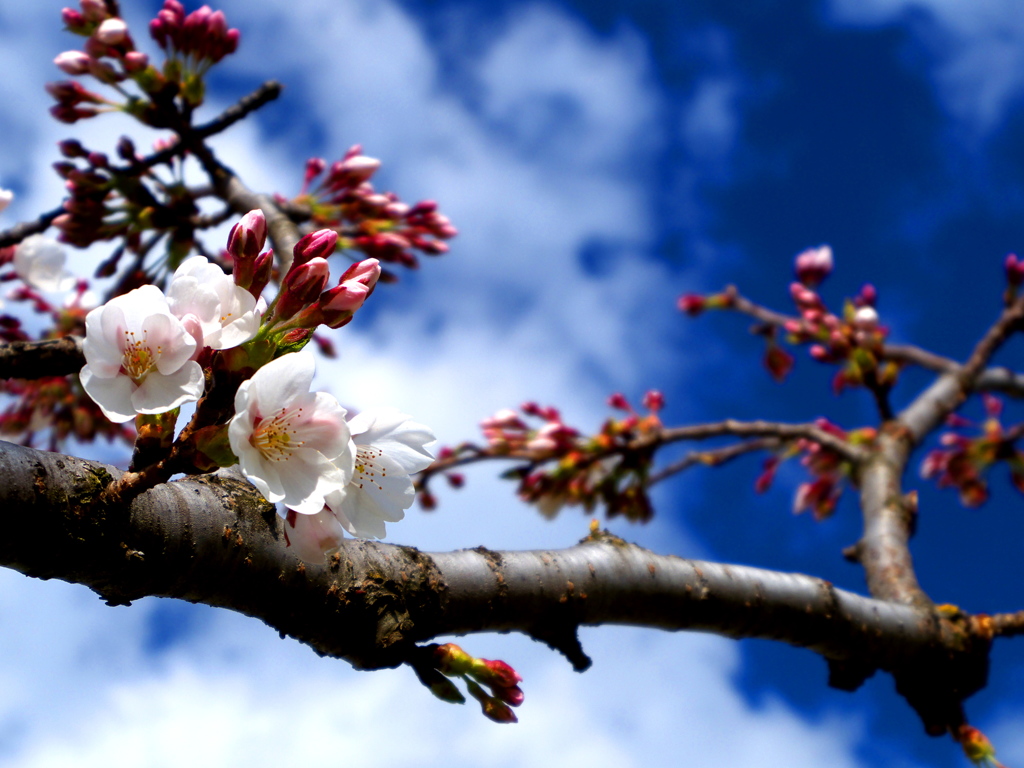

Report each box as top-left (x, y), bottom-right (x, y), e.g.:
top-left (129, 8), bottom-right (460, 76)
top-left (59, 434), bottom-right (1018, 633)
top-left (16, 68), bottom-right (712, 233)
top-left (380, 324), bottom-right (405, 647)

top-left (654, 419), bottom-right (865, 462)
top-left (0, 439), bottom-right (989, 734)
top-left (0, 206), bottom-right (66, 249)
top-left (115, 81), bottom-right (283, 177)
top-left (900, 294), bottom-right (1024, 444)
top-left (727, 291), bottom-right (1024, 398)
top-left (0, 336), bottom-right (84, 379)
top-left (646, 437), bottom-right (778, 486)
top-left (849, 296), bottom-right (1024, 613)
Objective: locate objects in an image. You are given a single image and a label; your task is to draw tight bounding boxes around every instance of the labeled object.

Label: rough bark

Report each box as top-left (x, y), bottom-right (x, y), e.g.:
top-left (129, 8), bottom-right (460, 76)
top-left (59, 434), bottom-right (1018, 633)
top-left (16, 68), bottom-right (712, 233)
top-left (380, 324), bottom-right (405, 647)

top-left (0, 439), bottom-right (989, 733)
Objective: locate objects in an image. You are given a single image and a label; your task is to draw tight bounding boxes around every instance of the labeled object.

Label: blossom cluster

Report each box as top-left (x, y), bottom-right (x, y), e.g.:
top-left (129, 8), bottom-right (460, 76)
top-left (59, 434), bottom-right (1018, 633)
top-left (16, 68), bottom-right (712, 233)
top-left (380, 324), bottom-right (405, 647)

top-left (69, 208), bottom-right (435, 555)
top-left (920, 394), bottom-right (1024, 508)
top-left (287, 146), bottom-right (457, 278)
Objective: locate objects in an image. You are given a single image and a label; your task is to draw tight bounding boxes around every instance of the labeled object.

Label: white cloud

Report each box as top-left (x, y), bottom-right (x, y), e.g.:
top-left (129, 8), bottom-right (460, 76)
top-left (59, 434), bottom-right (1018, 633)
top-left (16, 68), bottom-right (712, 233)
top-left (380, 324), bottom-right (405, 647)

top-left (0, 2), bottom-right (893, 766)
top-left (826, 0), bottom-right (1024, 135)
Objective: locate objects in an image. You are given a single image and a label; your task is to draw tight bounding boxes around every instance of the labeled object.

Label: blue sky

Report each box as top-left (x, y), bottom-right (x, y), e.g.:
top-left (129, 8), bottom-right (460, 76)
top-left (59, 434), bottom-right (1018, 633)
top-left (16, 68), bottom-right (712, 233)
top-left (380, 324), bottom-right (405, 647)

top-left (2, 1), bottom-right (1024, 766)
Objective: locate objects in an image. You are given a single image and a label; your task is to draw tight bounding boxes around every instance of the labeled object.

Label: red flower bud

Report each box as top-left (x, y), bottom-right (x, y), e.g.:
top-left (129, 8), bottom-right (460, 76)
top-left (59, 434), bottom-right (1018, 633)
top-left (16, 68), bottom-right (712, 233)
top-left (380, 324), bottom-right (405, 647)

top-left (276, 257), bottom-right (329, 319)
top-left (293, 228), bottom-right (338, 266)
top-left (677, 293), bottom-right (705, 316)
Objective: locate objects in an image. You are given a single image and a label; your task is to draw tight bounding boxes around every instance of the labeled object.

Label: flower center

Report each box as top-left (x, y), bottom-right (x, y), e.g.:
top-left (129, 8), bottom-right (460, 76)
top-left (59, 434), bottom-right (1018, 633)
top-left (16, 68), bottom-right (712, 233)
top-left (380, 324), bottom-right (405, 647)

top-left (251, 407), bottom-right (305, 461)
top-left (120, 330), bottom-right (160, 383)
top-left (354, 445), bottom-right (387, 491)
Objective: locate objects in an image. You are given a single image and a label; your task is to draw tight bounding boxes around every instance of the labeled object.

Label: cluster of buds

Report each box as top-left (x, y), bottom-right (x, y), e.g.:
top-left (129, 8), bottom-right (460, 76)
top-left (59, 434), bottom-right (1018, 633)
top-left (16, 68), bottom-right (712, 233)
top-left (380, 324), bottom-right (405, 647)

top-left (288, 146), bottom-right (457, 277)
top-left (412, 643), bottom-right (524, 724)
top-left (150, 2), bottom-right (239, 66)
top-left (150, 1), bottom-right (239, 105)
top-left (785, 269), bottom-right (896, 394)
top-left (52, 136), bottom-right (198, 265)
top-left (53, 0), bottom-right (239, 123)
top-left (478, 393), bottom-right (664, 521)
top-left (755, 418), bottom-right (875, 520)
top-left (920, 394), bottom-right (1024, 508)
top-left (957, 725), bottom-right (1007, 768)
top-left (51, 139), bottom-right (129, 248)
top-left (260, 226), bottom-right (382, 340)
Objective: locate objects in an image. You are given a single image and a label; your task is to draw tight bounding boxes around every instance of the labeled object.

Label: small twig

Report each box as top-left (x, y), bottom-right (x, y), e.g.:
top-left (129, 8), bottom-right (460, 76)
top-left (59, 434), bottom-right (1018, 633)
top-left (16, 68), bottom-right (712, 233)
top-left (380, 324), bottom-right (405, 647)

top-left (655, 419), bottom-right (865, 463)
top-left (646, 437), bottom-right (779, 486)
top-left (0, 206), bottom-right (66, 249)
top-left (990, 610), bottom-right (1024, 637)
top-left (116, 81), bottom-right (283, 177)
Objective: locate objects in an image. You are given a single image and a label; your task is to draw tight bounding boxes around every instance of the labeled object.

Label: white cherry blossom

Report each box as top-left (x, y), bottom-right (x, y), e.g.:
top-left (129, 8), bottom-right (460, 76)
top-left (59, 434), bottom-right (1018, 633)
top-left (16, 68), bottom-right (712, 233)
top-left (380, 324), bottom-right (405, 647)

top-left (228, 350), bottom-right (354, 514)
top-left (80, 284), bottom-right (204, 423)
top-left (166, 255), bottom-right (260, 350)
top-left (325, 407), bottom-right (435, 539)
top-left (0, 188), bottom-right (13, 213)
top-left (13, 235), bottom-right (75, 292)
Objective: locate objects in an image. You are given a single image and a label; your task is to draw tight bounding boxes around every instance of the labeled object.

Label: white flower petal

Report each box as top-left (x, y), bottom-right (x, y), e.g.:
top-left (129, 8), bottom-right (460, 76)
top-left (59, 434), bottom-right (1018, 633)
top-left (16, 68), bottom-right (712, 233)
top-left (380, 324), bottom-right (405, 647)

top-left (80, 366), bottom-right (138, 423)
top-left (131, 361), bottom-right (204, 413)
top-left (12, 235), bottom-right (75, 292)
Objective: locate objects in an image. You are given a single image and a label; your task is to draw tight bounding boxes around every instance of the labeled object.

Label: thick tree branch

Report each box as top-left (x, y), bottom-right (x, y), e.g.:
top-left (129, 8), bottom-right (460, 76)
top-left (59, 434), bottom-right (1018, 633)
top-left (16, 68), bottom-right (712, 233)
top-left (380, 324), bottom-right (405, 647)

top-left (0, 439), bottom-right (990, 734)
top-left (0, 336), bottom-right (83, 379)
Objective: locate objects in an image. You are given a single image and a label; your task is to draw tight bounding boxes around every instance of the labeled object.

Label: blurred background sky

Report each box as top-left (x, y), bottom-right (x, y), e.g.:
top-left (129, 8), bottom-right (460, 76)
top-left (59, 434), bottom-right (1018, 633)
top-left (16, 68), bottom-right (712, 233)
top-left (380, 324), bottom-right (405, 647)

top-left (1, 0), bottom-right (1024, 766)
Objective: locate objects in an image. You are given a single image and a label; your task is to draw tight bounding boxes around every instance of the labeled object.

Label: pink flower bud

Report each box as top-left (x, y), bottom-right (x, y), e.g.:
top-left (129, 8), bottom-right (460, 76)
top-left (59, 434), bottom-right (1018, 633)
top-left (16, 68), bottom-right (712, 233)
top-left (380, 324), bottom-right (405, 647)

top-left (809, 344), bottom-right (830, 362)
top-left (1006, 253), bottom-right (1024, 286)
top-left (642, 390), bottom-right (665, 412)
top-left (480, 409), bottom-right (525, 430)
top-left (80, 0), bottom-right (107, 23)
top-left (62, 8), bottom-right (86, 30)
top-left (677, 293), bottom-right (705, 316)
top-left (54, 51), bottom-right (91, 75)
top-left (227, 209), bottom-right (267, 262)
top-left (303, 157), bottom-right (325, 187)
top-left (607, 392), bottom-right (630, 410)
top-left (476, 658), bottom-right (522, 688)
top-left (793, 245), bottom-right (833, 287)
top-left (95, 18), bottom-right (128, 45)
top-left (336, 155), bottom-right (381, 185)
top-left (318, 281), bottom-right (371, 328)
top-left (123, 51), bottom-right (149, 72)
top-left (857, 283), bottom-right (877, 306)
top-left (491, 684), bottom-right (524, 707)
top-left (339, 257), bottom-right (381, 289)
top-left (276, 257), bottom-right (330, 319)
top-left (789, 281), bottom-right (818, 307)
top-left (293, 228), bottom-right (338, 266)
